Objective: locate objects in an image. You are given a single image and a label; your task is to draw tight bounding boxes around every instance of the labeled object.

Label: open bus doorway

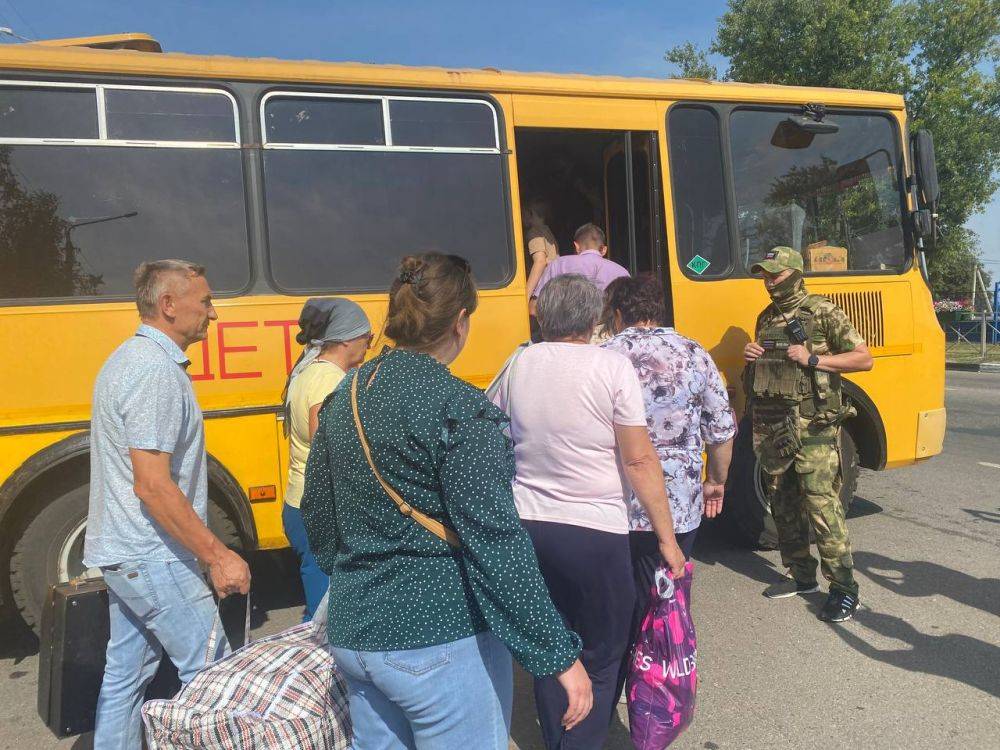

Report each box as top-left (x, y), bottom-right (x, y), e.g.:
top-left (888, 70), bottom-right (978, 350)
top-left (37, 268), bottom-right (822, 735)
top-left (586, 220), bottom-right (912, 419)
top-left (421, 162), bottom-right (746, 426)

top-left (514, 127), bottom-right (671, 323)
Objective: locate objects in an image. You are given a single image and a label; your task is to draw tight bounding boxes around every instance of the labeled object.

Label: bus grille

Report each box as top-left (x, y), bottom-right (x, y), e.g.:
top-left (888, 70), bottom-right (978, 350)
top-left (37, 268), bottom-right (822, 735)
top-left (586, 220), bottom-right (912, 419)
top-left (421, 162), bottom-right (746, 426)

top-left (827, 291), bottom-right (885, 348)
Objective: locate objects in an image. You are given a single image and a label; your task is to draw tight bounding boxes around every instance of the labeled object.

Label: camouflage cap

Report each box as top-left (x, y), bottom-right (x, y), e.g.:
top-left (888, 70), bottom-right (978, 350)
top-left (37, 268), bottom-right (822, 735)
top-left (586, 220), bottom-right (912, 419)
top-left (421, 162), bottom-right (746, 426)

top-left (750, 246), bottom-right (804, 275)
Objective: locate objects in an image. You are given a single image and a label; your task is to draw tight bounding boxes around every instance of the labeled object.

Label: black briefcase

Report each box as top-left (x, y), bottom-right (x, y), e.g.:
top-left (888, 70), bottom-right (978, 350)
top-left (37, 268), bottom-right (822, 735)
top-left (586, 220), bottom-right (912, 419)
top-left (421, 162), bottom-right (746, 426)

top-left (37, 578), bottom-right (180, 738)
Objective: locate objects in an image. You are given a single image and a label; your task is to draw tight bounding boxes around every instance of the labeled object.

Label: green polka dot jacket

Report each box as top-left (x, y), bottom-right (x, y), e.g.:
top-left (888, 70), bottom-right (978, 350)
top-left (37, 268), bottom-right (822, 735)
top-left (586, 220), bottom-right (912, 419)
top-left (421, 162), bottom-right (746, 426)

top-left (301, 348), bottom-right (582, 677)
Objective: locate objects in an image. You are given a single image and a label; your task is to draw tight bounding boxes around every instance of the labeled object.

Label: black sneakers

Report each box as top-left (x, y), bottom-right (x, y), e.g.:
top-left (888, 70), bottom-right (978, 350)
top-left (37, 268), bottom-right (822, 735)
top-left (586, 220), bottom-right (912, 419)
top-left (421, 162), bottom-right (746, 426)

top-left (819, 590), bottom-right (860, 622)
top-left (763, 578), bottom-right (820, 599)
top-left (764, 579), bottom-right (861, 621)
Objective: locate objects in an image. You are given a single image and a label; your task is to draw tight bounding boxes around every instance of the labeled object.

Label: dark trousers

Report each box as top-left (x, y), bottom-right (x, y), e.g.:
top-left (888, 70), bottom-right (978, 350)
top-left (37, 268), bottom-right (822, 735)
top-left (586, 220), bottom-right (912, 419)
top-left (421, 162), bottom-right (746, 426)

top-left (523, 520), bottom-right (635, 750)
top-left (614, 527), bottom-right (699, 709)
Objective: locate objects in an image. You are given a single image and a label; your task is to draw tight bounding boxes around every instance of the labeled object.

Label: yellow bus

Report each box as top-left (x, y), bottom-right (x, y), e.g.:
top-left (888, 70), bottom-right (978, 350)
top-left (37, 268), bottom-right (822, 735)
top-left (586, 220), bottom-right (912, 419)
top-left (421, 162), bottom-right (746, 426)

top-left (0, 33), bottom-right (945, 632)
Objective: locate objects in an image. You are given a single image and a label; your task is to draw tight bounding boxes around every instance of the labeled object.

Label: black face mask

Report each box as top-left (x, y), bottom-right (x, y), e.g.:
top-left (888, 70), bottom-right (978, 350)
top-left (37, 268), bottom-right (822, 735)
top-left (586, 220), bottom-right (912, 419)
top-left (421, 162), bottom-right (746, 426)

top-left (768, 271), bottom-right (807, 313)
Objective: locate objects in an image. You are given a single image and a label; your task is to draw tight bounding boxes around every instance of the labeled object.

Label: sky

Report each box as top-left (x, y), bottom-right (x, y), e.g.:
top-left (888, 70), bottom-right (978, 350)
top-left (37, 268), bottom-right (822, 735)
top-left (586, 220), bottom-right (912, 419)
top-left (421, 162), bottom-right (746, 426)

top-left (4, 0), bottom-right (997, 289)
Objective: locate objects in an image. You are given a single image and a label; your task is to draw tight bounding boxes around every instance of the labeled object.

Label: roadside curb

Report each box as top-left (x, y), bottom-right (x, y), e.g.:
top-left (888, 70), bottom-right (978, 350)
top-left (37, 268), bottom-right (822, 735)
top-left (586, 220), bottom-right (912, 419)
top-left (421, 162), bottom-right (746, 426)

top-left (946, 361), bottom-right (1000, 373)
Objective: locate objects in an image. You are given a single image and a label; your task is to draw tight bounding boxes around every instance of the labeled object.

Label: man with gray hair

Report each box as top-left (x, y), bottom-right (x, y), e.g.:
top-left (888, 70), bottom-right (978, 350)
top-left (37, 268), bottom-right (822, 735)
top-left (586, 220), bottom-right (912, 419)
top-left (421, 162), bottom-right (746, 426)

top-left (84, 259), bottom-right (250, 749)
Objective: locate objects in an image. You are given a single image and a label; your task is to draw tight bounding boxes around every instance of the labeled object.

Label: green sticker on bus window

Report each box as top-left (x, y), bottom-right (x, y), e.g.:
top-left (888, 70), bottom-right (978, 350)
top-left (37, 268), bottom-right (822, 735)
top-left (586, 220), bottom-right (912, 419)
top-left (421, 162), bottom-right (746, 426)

top-left (687, 254), bottom-right (711, 275)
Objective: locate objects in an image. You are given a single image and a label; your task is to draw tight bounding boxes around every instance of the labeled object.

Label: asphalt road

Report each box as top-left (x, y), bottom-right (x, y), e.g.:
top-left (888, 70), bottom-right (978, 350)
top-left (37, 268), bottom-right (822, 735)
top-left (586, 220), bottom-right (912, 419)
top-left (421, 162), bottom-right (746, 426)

top-left (1, 371), bottom-right (997, 749)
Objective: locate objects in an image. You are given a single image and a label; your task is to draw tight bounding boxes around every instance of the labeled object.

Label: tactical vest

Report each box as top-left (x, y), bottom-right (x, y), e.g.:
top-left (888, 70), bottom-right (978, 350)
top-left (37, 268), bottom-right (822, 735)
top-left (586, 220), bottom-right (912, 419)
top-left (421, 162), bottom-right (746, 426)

top-left (751, 295), bottom-right (843, 419)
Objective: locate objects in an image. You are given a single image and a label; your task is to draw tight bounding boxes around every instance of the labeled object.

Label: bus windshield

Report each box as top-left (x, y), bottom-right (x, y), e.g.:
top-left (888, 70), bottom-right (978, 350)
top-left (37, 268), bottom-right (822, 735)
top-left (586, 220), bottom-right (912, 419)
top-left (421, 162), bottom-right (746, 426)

top-left (730, 109), bottom-right (907, 274)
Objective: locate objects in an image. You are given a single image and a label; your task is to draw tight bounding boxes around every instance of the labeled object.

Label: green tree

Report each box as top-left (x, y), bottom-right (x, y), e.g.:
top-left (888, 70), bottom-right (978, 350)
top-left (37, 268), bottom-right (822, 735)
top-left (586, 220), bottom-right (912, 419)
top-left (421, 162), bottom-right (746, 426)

top-left (925, 227), bottom-right (984, 299)
top-left (666, 0), bottom-right (1000, 298)
top-left (664, 42), bottom-right (718, 80)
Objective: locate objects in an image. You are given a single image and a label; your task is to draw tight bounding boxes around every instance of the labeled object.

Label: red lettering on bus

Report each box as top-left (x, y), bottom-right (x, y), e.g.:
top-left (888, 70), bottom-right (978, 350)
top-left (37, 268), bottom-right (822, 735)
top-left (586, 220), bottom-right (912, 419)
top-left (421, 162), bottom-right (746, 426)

top-left (218, 321), bottom-right (263, 379)
top-left (264, 319), bottom-right (298, 375)
top-left (190, 337), bottom-right (215, 381)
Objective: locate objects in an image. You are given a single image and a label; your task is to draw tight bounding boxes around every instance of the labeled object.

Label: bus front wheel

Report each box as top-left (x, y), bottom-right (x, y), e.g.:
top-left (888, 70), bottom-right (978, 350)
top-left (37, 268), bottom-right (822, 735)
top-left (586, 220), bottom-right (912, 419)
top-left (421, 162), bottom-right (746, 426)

top-left (724, 417), bottom-right (859, 549)
top-left (8, 480), bottom-right (244, 635)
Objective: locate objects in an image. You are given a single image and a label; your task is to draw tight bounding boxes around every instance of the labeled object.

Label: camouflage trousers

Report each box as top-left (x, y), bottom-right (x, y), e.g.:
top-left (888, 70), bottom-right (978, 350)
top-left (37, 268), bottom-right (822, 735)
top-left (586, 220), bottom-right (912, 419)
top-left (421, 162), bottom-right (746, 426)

top-left (764, 427), bottom-right (858, 596)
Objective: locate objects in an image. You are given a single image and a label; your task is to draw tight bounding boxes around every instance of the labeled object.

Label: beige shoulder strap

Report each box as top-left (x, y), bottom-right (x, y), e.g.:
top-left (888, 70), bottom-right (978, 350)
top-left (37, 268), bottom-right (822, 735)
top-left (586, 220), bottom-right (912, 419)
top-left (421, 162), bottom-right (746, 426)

top-left (351, 372), bottom-right (461, 548)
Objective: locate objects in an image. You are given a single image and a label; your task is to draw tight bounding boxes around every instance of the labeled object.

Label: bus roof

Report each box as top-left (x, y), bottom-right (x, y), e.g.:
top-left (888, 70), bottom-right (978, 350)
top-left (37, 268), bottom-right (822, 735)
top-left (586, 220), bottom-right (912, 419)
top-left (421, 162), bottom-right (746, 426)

top-left (1, 35), bottom-right (905, 110)
top-left (29, 33), bottom-right (162, 53)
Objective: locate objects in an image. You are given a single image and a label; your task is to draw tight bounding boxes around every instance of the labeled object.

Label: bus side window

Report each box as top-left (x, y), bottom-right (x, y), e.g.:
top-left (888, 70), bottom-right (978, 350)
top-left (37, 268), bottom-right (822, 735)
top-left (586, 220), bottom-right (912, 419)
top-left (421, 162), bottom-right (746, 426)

top-left (667, 106), bottom-right (732, 279)
top-left (0, 83), bottom-right (250, 302)
top-left (0, 85), bottom-right (98, 139)
top-left (104, 88), bottom-right (238, 143)
top-left (261, 93), bottom-right (512, 294)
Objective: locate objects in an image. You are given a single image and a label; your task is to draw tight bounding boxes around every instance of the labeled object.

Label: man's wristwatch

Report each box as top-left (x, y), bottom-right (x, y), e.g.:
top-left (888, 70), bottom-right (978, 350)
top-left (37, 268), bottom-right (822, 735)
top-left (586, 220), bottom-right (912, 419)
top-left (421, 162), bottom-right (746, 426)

top-left (807, 353), bottom-right (820, 368)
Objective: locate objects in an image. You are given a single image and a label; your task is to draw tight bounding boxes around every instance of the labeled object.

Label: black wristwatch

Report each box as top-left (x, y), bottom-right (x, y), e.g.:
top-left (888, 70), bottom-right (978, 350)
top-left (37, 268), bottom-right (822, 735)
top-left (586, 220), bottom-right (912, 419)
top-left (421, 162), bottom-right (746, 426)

top-left (807, 353), bottom-right (820, 368)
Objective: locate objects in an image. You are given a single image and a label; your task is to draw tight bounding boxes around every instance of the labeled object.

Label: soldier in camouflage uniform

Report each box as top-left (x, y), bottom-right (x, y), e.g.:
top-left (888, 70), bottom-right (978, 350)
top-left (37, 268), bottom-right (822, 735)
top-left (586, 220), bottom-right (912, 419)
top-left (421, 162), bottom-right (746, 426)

top-left (743, 247), bottom-right (874, 622)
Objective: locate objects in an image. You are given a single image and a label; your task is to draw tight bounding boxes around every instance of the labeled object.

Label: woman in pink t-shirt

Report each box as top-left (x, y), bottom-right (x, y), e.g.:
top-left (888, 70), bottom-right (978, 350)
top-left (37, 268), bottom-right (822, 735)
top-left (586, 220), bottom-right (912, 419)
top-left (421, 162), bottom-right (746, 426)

top-left (491, 273), bottom-right (686, 750)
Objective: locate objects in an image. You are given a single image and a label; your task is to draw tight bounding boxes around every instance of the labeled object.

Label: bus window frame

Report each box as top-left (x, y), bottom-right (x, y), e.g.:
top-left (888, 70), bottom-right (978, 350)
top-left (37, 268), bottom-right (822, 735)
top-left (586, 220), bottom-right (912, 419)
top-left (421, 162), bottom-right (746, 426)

top-left (600, 130), bottom-right (669, 281)
top-left (0, 79), bottom-right (241, 148)
top-left (260, 90), bottom-right (502, 153)
top-left (665, 102), bottom-right (737, 281)
top-left (727, 104), bottom-right (913, 279)
top-left (256, 86), bottom-right (516, 296)
top-left (0, 76), bottom-right (255, 307)
top-left (666, 101), bottom-right (914, 281)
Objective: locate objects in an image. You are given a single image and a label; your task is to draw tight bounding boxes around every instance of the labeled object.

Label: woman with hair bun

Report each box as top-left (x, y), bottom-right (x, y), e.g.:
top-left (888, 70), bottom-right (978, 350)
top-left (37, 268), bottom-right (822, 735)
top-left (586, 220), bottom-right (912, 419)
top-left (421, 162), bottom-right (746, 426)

top-left (301, 253), bottom-right (591, 749)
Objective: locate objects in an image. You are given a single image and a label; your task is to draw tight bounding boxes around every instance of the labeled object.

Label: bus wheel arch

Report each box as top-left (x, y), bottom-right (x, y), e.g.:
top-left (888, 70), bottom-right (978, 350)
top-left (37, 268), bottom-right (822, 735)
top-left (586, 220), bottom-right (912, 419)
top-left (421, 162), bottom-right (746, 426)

top-left (841, 380), bottom-right (887, 471)
top-left (1, 433), bottom-right (91, 635)
top-left (1, 435), bottom-right (257, 634)
top-left (0, 432), bottom-right (91, 531)
top-left (205, 454), bottom-right (258, 552)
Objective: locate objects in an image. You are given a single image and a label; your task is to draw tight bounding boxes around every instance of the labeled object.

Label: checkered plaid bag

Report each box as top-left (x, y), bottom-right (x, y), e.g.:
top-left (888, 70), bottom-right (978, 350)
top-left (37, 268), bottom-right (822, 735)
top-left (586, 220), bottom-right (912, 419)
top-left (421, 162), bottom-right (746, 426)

top-left (141, 594), bottom-right (351, 749)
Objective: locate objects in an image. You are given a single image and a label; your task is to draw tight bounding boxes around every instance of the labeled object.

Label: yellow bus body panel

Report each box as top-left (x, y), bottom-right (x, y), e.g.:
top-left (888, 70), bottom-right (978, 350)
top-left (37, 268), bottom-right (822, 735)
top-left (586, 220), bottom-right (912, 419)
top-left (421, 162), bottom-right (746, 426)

top-left (0, 43), bottom-right (942, 554)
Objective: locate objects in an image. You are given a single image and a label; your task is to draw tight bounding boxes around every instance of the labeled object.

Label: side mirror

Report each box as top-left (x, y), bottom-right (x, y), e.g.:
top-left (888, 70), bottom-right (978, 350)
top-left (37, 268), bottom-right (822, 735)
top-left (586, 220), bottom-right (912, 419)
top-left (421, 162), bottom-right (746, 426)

top-left (911, 130), bottom-right (940, 208)
top-left (910, 130), bottom-right (940, 242)
top-left (912, 208), bottom-right (934, 238)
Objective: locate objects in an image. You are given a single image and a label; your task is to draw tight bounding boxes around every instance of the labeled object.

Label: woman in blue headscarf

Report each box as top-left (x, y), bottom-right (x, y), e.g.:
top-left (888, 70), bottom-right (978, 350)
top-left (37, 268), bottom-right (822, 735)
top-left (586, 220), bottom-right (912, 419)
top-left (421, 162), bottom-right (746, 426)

top-left (282, 297), bottom-right (372, 620)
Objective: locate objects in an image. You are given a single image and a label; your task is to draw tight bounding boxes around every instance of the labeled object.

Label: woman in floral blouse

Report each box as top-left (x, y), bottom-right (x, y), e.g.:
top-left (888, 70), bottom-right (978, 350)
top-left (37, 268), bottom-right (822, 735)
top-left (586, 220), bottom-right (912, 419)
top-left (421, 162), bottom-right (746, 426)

top-left (601, 274), bottom-right (736, 698)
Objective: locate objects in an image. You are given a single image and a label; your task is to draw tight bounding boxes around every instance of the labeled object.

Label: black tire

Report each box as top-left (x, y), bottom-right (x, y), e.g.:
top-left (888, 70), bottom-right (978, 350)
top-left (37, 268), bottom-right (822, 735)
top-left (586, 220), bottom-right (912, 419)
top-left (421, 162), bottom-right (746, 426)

top-left (723, 416), bottom-right (859, 549)
top-left (207, 495), bottom-right (243, 552)
top-left (9, 483), bottom-right (91, 634)
top-left (9, 480), bottom-right (244, 635)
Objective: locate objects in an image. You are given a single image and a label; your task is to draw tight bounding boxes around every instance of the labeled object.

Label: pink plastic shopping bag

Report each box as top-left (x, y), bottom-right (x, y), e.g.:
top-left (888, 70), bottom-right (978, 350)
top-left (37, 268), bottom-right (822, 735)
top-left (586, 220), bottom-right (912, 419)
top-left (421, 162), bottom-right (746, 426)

top-left (627, 562), bottom-right (696, 749)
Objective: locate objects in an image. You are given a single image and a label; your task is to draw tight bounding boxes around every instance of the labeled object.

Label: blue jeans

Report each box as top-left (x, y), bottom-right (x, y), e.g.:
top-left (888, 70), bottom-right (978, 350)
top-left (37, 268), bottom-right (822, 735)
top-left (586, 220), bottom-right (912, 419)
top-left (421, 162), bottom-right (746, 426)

top-left (282, 502), bottom-right (329, 622)
top-left (331, 632), bottom-right (513, 750)
top-left (94, 558), bottom-right (229, 750)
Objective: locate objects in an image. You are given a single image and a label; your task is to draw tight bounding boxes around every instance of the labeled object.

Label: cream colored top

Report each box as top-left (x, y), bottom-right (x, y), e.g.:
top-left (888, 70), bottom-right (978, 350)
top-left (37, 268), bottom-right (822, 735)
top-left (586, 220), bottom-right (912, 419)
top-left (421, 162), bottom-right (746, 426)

top-left (285, 360), bottom-right (345, 508)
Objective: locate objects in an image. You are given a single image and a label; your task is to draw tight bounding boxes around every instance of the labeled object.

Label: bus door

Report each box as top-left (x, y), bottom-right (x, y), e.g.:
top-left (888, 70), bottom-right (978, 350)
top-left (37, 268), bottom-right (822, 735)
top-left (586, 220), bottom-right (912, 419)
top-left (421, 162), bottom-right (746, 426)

top-left (510, 97), bottom-right (669, 315)
top-left (513, 129), bottom-right (669, 308)
top-left (603, 132), bottom-right (669, 290)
